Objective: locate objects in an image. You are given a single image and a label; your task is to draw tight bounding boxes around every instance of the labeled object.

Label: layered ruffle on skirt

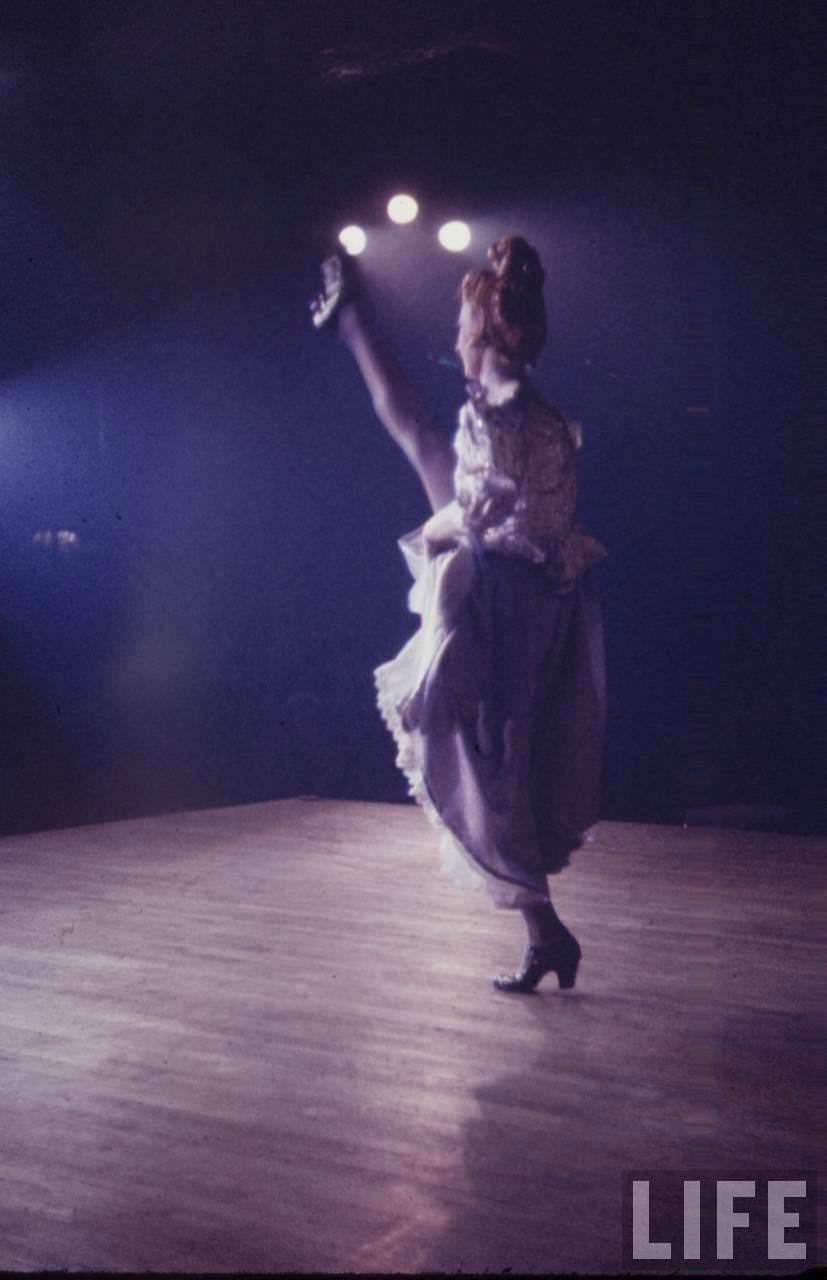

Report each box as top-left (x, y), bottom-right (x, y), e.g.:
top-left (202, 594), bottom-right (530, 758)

top-left (374, 526), bottom-right (607, 908)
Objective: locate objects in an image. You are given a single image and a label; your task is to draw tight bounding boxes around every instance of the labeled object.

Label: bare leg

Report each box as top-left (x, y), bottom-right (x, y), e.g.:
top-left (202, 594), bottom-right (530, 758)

top-left (337, 302), bottom-right (455, 514)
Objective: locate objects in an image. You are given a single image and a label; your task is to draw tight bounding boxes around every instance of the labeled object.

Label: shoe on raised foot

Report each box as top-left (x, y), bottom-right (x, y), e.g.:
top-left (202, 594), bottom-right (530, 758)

top-left (492, 931), bottom-right (582, 994)
top-left (309, 251), bottom-right (359, 334)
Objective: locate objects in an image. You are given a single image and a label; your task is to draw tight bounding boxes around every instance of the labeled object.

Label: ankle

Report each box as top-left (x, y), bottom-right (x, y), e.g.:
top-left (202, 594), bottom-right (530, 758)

top-left (337, 300), bottom-right (360, 343)
top-left (521, 901), bottom-right (566, 947)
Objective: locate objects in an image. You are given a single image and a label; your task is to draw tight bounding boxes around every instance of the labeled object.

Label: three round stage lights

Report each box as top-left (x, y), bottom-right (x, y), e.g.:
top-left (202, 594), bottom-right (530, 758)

top-left (338, 193), bottom-right (471, 256)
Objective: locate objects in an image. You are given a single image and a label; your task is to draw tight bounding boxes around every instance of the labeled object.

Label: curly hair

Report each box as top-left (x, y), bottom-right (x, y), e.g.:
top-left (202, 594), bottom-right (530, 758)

top-left (459, 235), bottom-right (546, 367)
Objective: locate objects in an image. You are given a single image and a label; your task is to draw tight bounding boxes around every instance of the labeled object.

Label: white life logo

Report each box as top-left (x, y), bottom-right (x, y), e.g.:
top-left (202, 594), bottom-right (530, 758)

top-left (632, 1179), bottom-right (808, 1260)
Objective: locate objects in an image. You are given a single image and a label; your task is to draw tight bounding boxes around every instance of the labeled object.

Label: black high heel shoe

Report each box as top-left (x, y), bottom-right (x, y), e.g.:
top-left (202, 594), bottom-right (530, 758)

top-left (492, 931), bottom-right (582, 994)
top-left (309, 251), bottom-right (359, 334)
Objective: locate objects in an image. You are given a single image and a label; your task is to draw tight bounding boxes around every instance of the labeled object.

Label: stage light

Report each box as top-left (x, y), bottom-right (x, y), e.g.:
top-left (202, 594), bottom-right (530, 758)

top-left (387, 193), bottom-right (419, 225)
top-left (438, 220), bottom-right (471, 252)
top-left (338, 225), bottom-right (367, 256)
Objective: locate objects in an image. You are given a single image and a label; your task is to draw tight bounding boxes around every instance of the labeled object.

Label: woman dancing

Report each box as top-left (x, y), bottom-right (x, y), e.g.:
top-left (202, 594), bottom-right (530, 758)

top-left (311, 236), bottom-right (606, 992)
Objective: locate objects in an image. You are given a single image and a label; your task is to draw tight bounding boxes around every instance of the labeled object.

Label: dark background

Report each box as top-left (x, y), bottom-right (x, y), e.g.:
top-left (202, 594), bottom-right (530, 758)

top-left (0, 1), bottom-right (822, 836)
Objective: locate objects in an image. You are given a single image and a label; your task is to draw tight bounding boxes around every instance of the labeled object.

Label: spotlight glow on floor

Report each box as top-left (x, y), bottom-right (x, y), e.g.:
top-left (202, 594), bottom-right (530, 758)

top-left (438, 221), bottom-right (471, 252)
top-left (338, 225), bottom-right (367, 256)
top-left (387, 194), bottom-right (419, 225)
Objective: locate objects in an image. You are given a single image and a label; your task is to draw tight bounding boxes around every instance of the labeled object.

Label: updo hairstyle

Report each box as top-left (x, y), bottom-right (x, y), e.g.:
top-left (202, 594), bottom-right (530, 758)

top-left (460, 235), bottom-right (546, 367)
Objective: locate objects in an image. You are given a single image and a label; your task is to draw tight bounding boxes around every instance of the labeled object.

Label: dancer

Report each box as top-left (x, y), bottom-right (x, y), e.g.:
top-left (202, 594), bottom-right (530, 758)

top-left (311, 237), bottom-right (607, 992)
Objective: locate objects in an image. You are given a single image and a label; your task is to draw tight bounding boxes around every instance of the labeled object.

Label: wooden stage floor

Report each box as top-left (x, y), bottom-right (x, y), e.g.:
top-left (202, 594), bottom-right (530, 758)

top-left (0, 798), bottom-right (823, 1274)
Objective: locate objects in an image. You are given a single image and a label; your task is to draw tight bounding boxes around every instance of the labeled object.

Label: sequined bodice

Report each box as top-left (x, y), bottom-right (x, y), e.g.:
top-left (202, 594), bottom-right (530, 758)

top-left (453, 380), bottom-right (606, 587)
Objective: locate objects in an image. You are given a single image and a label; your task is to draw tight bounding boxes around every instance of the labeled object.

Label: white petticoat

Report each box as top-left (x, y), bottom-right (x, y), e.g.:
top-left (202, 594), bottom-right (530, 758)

top-left (374, 525), bottom-right (607, 909)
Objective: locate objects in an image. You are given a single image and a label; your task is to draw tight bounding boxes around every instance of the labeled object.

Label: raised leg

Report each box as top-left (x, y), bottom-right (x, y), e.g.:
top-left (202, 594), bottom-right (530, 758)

top-left (311, 254), bottom-right (456, 514)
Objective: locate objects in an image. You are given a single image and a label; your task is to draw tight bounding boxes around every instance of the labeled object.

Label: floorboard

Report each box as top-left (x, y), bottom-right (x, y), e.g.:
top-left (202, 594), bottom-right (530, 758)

top-left (0, 798), bottom-right (823, 1273)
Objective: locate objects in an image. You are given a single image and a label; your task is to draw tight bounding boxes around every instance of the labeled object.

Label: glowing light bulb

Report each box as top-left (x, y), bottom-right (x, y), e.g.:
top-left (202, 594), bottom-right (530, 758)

top-left (387, 193), bottom-right (419, 225)
top-left (338, 225), bottom-right (367, 256)
top-left (438, 221), bottom-right (471, 252)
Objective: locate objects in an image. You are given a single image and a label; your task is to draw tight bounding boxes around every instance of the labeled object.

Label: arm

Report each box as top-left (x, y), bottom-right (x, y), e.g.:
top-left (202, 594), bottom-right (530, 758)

top-left (337, 301), bottom-right (455, 515)
top-left (421, 498), bottom-right (465, 554)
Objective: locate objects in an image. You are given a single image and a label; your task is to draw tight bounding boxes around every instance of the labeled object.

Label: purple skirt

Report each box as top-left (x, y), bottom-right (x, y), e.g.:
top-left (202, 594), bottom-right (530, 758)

top-left (375, 526), bottom-right (606, 908)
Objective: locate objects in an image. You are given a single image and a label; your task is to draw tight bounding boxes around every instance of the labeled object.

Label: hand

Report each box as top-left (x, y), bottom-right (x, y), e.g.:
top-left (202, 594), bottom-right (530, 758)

top-left (424, 530), bottom-right (453, 558)
top-left (423, 500), bottom-right (464, 556)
